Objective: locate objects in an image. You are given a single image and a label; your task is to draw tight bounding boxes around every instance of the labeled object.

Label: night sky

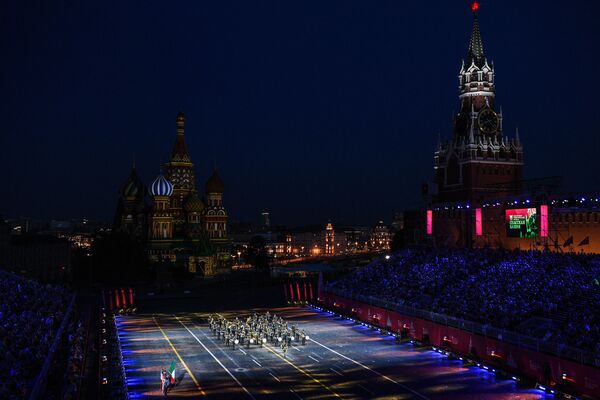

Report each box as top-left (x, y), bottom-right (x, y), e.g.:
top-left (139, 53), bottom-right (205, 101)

top-left (2, 1), bottom-right (599, 226)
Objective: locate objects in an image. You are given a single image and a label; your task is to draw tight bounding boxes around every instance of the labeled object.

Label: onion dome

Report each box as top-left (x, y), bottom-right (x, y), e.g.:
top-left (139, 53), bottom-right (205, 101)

top-left (150, 174), bottom-right (174, 197)
top-left (121, 168), bottom-right (145, 200)
top-left (184, 193), bottom-right (204, 213)
top-left (205, 170), bottom-right (224, 194)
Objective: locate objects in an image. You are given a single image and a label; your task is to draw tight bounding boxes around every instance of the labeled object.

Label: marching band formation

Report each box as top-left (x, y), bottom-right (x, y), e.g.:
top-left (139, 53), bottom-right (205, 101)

top-left (207, 311), bottom-right (309, 356)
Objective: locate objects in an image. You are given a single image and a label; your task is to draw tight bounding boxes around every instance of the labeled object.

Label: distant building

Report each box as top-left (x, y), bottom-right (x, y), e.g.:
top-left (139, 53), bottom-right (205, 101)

top-left (5, 218), bottom-right (30, 235)
top-left (370, 221), bottom-right (391, 251)
top-left (344, 228), bottom-right (370, 253)
top-left (291, 231), bottom-right (320, 256)
top-left (0, 219), bottom-right (71, 282)
top-left (114, 113), bottom-right (230, 276)
top-left (262, 211), bottom-right (271, 230)
top-left (391, 213), bottom-right (404, 232)
top-left (324, 222), bottom-right (335, 255)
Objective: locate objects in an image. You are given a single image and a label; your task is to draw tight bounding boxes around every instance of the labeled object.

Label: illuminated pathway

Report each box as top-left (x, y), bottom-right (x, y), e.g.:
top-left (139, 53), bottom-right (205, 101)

top-left (117, 307), bottom-right (552, 399)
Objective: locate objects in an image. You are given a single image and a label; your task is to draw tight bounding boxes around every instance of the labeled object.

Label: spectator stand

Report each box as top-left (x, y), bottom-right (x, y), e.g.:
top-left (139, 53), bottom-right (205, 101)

top-left (28, 293), bottom-right (76, 400)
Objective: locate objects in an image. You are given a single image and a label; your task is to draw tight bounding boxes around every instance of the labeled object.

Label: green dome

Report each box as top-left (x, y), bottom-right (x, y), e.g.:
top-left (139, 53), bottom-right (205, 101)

top-left (184, 194), bottom-right (204, 212)
top-left (121, 168), bottom-right (145, 199)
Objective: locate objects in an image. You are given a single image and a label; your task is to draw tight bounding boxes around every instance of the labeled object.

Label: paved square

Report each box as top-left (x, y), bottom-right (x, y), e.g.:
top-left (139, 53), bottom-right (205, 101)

top-left (118, 307), bottom-right (546, 399)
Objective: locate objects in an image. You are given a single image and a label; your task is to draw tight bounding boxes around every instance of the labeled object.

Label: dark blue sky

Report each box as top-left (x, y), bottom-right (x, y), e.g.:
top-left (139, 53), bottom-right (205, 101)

top-left (2, 1), bottom-right (599, 226)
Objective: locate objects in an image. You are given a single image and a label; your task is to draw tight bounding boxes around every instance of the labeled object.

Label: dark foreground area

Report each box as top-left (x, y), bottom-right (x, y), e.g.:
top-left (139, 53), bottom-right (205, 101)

top-left (117, 306), bottom-right (551, 399)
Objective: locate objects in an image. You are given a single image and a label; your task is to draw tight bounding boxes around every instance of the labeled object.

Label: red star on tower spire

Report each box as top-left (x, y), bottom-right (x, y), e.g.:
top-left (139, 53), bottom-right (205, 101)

top-left (471, 1), bottom-right (480, 13)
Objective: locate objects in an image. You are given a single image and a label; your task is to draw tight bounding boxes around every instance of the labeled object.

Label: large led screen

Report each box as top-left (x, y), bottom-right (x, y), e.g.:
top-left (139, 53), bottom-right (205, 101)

top-left (505, 208), bottom-right (538, 238)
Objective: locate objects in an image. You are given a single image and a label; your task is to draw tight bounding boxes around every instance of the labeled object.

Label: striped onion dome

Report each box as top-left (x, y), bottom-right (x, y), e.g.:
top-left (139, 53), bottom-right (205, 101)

top-left (150, 174), bottom-right (174, 197)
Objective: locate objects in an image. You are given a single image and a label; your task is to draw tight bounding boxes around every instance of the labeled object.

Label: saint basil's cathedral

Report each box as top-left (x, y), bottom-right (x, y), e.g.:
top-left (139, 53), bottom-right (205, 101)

top-left (113, 112), bottom-right (229, 276)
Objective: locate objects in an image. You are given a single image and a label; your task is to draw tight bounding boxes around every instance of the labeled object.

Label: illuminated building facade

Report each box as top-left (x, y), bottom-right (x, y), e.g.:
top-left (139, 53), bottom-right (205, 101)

top-left (344, 228), bottom-right (369, 253)
top-left (324, 222), bottom-right (335, 255)
top-left (370, 220), bottom-right (391, 250)
top-left (114, 113), bottom-right (230, 275)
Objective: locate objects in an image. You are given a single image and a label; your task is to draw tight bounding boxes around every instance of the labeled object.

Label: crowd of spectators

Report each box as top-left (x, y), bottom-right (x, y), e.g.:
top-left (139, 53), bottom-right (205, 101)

top-left (327, 248), bottom-right (600, 353)
top-left (0, 270), bottom-right (79, 399)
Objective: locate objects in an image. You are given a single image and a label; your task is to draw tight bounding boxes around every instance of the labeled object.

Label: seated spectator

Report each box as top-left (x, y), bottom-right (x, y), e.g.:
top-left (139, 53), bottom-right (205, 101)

top-left (327, 248), bottom-right (600, 354)
top-left (0, 270), bottom-right (80, 399)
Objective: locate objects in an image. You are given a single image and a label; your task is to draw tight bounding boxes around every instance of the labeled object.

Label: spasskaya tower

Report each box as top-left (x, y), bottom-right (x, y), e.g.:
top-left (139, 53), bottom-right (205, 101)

top-left (434, 1), bottom-right (523, 204)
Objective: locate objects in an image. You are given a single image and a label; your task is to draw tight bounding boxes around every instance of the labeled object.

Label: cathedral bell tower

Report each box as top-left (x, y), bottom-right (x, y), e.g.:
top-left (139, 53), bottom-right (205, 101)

top-left (434, 1), bottom-right (523, 203)
top-left (204, 169), bottom-right (227, 242)
top-left (164, 112), bottom-right (197, 234)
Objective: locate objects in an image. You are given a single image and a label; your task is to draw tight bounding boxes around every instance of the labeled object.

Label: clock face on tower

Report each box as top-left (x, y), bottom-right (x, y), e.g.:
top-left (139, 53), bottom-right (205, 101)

top-left (477, 108), bottom-right (499, 135)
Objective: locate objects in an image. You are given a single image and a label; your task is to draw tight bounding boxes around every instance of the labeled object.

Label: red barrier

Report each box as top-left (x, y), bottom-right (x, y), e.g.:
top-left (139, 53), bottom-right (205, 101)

top-left (121, 288), bottom-right (127, 308)
top-left (309, 283), bottom-right (314, 301)
top-left (114, 290), bottom-right (120, 309)
top-left (289, 283), bottom-right (294, 302)
top-left (304, 283), bottom-right (308, 301)
top-left (129, 287), bottom-right (134, 306)
top-left (296, 282), bottom-right (301, 302)
top-left (321, 293), bottom-right (600, 399)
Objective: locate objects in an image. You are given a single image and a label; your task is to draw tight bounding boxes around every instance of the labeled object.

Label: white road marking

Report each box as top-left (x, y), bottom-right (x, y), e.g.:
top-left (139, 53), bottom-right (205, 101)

top-left (289, 388), bottom-right (303, 399)
top-left (175, 317), bottom-right (256, 399)
top-left (239, 348), bottom-right (247, 355)
top-left (308, 355), bottom-right (320, 363)
top-left (293, 346), bottom-right (301, 351)
top-left (269, 372), bottom-right (280, 382)
top-left (252, 359), bottom-right (262, 367)
top-left (309, 337), bottom-right (431, 400)
top-left (330, 367), bottom-right (343, 376)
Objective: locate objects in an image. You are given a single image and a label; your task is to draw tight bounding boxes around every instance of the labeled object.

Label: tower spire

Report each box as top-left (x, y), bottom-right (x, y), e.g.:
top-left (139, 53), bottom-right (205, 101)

top-left (467, 1), bottom-right (485, 67)
top-left (176, 111), bottom-right (185, 135)
top-left (170, 112), bottom-right (192, 164)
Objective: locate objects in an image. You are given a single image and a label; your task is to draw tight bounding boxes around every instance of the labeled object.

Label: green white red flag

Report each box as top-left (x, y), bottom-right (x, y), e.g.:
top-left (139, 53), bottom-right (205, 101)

top-left (168, 361), bottom-right (175, 384)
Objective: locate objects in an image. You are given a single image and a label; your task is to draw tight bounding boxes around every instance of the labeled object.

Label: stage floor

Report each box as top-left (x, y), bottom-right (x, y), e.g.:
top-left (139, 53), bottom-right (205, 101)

top-left (117, 306), bottom-right (550, 399)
